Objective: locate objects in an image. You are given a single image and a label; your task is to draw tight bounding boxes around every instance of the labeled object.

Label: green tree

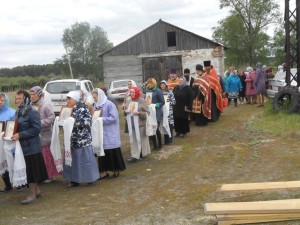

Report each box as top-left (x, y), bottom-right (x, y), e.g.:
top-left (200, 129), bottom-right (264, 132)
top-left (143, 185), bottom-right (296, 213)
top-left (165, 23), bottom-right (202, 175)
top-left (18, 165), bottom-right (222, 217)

top-left (61, 22), bottom-right (113, 81)
top-left (271, 25), bottom-right (285, 67)
top-left (213, 0), bottom-right (281, 68)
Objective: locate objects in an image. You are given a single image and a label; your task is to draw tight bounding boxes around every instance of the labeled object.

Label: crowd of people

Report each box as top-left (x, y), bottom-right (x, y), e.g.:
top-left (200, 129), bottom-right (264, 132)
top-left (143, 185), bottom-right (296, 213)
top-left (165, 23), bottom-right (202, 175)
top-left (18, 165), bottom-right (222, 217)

top-left (223, 63), bottom-right (274, 107)
top-left (0, 60), bottom-right (272, 204)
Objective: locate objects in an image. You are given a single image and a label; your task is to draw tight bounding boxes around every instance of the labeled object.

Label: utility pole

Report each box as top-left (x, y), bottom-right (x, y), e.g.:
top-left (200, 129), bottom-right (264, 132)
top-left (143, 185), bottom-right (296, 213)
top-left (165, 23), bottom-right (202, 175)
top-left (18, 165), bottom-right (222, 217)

top-left (285, 0), bottom-right (300, 87)
top-left (64, 45), bottom-right (74, 79)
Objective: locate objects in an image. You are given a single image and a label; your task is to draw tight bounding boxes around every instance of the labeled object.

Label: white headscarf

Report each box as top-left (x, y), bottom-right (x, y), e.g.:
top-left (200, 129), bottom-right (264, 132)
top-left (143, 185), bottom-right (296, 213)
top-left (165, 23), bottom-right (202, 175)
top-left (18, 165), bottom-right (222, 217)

top-left (67, 91), bottom-right (80, 102)
top-left (246, 67), bottom-right (253, 73)
top-left (94, 88), bottom-right (107, 108)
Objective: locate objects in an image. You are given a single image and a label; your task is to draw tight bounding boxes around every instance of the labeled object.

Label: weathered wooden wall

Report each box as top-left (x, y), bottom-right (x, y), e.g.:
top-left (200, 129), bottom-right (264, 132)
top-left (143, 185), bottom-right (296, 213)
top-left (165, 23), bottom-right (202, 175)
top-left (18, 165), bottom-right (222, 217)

top-left (103, 55), bottom-right (142, 86)
top-left (101, 20), bottom-right (225, 85)
top-left (104, 20), bottom-right (218, 56)
top-left (103, 47), bottom-right (225, 85)
top-left (181, 48), bottom-right (224, 76)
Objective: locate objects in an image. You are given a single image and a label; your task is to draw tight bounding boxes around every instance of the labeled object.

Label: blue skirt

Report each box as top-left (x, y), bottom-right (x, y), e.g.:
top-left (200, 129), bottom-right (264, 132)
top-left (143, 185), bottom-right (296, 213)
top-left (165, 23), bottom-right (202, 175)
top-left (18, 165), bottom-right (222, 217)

top-left (63, 145), bottom-right (100, 183)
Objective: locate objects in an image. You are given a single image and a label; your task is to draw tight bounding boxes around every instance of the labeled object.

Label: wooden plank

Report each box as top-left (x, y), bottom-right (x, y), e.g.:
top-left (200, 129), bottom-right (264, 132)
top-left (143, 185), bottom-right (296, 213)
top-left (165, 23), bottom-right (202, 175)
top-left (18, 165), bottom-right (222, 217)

top-left (205, 199), bottom-right (300, 214)
top-left (217, 213), bottom-right (300, 220)
top-left (218, 217), bottom-right (299, 225)
top-left (220, 181), bottom-right (300, 191)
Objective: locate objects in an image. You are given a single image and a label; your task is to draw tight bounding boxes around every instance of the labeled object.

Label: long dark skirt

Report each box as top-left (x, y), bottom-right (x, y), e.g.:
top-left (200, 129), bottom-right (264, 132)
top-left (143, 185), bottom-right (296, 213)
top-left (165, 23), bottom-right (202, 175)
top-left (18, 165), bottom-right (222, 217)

top-left (195, 113), bottom-right (208, 126)
top-left (25, 152), bottom-right (48, 183)
top-left (210, 91), bottom-right (220, 122)
top-left (174, 117), bottom-right (190, 134)
top-left (98, 147), bottom-right (126, 172)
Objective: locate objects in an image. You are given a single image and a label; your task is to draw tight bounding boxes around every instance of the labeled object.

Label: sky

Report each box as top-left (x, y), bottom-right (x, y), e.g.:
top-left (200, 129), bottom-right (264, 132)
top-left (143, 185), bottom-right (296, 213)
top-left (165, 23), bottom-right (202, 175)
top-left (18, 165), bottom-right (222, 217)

top-left (0, 0), bottom-right (284, 68)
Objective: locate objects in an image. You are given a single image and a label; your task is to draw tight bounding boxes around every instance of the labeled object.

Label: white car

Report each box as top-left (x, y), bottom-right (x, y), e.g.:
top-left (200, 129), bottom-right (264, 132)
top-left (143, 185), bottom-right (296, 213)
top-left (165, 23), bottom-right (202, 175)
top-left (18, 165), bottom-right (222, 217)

top-left (43, 79), bottom-right (95, 115)
top-left (266, 68), bottom-right (297, 98)
top-left (107, 79), bottom-right (136, 100)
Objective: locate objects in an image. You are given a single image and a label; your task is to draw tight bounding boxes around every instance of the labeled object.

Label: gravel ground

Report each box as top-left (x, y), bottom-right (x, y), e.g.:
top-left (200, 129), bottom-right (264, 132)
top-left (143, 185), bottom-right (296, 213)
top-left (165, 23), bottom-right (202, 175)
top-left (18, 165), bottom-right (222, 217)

top-left (1, 102), bottom-right (300, 225)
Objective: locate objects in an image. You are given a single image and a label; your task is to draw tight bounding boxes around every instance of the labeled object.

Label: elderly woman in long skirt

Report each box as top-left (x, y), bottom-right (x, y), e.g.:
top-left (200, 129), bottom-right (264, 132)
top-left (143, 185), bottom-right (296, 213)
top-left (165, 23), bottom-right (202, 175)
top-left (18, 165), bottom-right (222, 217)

top-left (63, 91), bottom-right (99, 187)
top-left (254, 62), bottom-right (267, 107)
top-left (124, 86), bottom-right (150, 163)
top-left (30, 86), bottom-right (61, 183)
top-left (92, 88), bottom-right (126, 179)
top-left (12, 90), bottom-right (48, 204)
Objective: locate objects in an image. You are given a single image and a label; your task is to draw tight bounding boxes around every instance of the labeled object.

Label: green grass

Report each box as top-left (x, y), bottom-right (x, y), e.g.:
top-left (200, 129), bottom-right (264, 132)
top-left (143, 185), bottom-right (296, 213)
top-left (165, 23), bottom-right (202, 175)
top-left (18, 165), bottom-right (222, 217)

top-left (247, 100), bottom-right (300, 136)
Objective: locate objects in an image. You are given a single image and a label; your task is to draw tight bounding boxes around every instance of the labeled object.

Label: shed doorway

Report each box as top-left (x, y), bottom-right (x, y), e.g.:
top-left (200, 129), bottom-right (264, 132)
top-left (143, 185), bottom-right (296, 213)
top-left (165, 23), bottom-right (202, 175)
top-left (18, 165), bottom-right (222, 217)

top-left (142, 56), bottom-right (182, 83)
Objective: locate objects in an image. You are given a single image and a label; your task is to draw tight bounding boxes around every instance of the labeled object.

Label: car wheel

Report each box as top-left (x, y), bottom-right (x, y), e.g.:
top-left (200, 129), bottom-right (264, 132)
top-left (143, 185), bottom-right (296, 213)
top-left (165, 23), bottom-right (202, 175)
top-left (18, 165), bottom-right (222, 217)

top-left (272, 87), bottom-right (300, 113)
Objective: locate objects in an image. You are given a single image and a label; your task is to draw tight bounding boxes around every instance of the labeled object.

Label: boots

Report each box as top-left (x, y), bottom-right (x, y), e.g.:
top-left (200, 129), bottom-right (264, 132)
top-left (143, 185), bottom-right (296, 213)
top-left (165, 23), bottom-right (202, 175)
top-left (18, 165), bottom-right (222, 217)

top-left (157, 134), bottom-right (162, 149)
top-left (0, 171), bottom-right (12, 192)
top-left (164, 134), bottom-right (169, 145)
top-left (150, 136), bottom-right (158, 150)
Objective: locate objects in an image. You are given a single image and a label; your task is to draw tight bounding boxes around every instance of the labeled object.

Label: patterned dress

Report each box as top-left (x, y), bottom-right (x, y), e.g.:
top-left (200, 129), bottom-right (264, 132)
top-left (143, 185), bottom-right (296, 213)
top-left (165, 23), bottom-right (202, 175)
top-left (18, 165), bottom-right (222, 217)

top-left (162, 90), bottom-right (176, 125)
top-left (63, 102), bottom-right (99, 183)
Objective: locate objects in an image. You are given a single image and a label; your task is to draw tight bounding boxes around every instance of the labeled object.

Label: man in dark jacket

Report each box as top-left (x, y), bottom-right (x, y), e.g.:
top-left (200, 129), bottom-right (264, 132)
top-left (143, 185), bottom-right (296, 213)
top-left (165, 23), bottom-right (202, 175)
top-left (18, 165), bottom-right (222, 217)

top-left (183, 68), bottom-right (194, 87)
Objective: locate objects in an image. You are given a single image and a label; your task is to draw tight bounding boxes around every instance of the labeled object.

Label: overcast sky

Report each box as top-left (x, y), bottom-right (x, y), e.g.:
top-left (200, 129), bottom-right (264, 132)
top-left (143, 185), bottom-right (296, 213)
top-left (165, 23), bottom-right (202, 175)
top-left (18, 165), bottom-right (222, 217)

top-left (0, 0), bottom-right (284, 68)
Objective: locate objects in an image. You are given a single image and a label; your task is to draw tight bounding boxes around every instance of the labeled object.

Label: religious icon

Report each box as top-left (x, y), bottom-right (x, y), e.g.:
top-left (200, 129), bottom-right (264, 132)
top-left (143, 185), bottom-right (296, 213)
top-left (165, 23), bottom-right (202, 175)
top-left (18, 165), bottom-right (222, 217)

top-left (0, 121), bottom-right (4, 132)
top-left (128, 102), bottom-right (138, 113)
top-left (146, 92), bottom-right (152, 105)
top-left (59, 106), bottom-right (73, 121)
top-left (92, 109), bottom-right (102, 120)
top-left (4, 120), bottom-right (18, 139)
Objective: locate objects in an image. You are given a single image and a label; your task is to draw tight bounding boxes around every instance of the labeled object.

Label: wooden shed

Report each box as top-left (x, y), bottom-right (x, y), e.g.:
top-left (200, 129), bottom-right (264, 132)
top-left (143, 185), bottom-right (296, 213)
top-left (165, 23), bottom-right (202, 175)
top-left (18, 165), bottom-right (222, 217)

top-left (99, 19), bottom-right (225, 86)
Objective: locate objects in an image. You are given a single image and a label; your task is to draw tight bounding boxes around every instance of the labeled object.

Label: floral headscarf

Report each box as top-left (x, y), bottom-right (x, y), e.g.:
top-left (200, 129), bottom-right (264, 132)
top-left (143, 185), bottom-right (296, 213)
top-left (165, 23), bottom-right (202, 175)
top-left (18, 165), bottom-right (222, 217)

top-left (17, 90), bottom-right (31, 117)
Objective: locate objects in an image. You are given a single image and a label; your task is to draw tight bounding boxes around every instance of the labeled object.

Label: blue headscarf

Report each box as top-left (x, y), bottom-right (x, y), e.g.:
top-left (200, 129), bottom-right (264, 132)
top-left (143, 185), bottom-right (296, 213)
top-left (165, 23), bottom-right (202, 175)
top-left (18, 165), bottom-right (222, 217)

top-left (0, 93), bottom-right (16, 121)
top-left (0, 93), bottom-right (9, 110)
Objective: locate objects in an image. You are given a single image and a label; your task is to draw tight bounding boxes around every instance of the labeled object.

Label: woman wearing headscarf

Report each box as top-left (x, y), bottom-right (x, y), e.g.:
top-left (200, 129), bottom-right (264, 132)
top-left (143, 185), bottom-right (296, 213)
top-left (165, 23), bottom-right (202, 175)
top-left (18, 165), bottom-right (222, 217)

top-left (122, 80), bottom-right (136, 134)
top-left (145, 78), bottom-right (165, 150)
top-left (30, 86), bottom-right (60, 183)
top-left (0, 92), bottom-right (16, 192)
top-left (225, 70), bottom-right (243, 107)
top-left (159, 80), bottom-right (176, 145)
top-left (173, 77), bottom-right (194, 138)
top-left (124, 86), bottom-right (150, 163)
top-left (11, 90), bottom-right (48, 204)
top-left (245, 67), bottom-right (257, 104)
top-left (63, 91), bottom-right (99, 187)
top-left (238, 70), bottom-right (247, 104)
top-left (254, 62), bottom-right (267, 107)
top-left (92, 88), bottom-right (126, 179)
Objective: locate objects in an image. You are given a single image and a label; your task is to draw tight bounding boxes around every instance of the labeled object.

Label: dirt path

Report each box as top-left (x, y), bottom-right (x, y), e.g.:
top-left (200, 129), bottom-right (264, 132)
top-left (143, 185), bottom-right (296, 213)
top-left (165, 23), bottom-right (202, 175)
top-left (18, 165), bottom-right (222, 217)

top-left (1, 103), bottom-right (300, 225)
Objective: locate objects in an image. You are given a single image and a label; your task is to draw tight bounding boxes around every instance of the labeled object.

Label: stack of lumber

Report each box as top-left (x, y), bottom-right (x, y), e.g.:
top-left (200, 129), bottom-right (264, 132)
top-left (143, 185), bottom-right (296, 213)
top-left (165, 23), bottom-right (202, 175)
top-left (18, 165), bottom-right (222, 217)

top-left (205, 181), bottom-right (300, 225)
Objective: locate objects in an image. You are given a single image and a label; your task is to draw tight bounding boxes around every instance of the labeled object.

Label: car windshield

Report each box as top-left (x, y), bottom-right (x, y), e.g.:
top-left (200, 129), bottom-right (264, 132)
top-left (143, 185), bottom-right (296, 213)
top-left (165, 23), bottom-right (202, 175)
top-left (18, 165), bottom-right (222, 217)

top-left (113, 81), bottom-right (128, 88)
top-left (45, 82), bottom-right (79, 94)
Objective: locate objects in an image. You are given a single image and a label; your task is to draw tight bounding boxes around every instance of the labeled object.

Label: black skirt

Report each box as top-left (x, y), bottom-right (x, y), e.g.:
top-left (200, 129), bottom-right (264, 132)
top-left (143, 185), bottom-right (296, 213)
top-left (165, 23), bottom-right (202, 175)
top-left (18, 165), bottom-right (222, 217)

top-left (195, 113), bottom-right (209, 126)
top-left (24, 152), bottom-right (48, 183)
top-left (174, 117), bottom-right (190, 134)
top-left (98, 147), bottom-right (126, 172)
